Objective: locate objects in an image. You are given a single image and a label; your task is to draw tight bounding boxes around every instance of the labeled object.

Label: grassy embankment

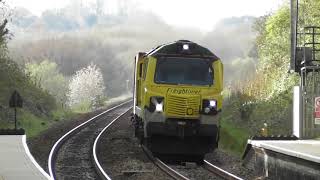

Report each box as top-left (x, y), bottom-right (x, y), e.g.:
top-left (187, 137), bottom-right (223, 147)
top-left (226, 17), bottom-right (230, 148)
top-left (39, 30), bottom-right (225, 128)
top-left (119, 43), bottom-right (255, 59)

top-left (219, 115), bottom-right (250, 156)
top-left (0, 91), bottom-right (131, 138)
top-left (218, 92), bottom-right (294, 156)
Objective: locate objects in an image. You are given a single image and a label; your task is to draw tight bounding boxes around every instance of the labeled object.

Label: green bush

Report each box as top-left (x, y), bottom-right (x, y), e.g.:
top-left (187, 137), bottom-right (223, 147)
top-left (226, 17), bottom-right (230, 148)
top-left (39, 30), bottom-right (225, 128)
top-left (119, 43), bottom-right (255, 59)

top-left (219, 113), bottom-right (250, 155)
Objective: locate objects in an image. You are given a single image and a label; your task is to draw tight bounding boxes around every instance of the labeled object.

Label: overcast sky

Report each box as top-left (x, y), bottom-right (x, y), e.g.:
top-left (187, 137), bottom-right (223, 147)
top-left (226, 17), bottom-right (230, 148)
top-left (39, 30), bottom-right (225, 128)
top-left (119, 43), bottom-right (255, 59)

top-left (9, 0), bottom-right (285, 31)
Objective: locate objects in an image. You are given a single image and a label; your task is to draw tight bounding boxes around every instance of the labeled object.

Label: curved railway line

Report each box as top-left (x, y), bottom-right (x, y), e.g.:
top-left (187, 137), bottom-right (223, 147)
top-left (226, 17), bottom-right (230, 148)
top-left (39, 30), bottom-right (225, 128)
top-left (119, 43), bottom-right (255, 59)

top-left (47, 101), bottom-right (132, 180)
top-left (93, 108), bottom-right (132, 180)
top-left (46, 100), bottom-right (243, 180)
top-left (142, 144), bottom-right (243, 180)
top-left (203, 160), bottom-right (243, 180)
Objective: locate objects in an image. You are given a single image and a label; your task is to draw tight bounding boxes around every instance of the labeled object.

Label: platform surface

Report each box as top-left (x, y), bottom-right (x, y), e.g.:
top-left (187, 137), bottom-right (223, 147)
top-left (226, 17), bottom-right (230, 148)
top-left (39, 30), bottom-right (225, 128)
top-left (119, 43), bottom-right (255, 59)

top-left (248, 139), bottom-right (320, 163)
top-left (0, 135), bottom-right (50, 180)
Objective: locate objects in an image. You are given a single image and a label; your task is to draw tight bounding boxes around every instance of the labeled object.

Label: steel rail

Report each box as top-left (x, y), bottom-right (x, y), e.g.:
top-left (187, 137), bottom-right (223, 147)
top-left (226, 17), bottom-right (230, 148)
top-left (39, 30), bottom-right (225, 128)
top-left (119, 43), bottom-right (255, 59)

top-left (93, 107), bottom-right (132, 180)
top-left (141, 145), bottom-right (189, 180)
top-left (203, 160), bottom-right (244, 180)
top-left (47, 100), bottom-right (132, 180)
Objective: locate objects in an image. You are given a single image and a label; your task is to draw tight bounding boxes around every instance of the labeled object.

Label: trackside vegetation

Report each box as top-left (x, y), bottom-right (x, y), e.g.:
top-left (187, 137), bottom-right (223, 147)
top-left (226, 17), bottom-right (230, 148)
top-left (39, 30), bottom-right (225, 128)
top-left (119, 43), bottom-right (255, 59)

top-left (220, 0), bottom-right (320, 155)
top-left (0, 1), bottom-right (124, 137)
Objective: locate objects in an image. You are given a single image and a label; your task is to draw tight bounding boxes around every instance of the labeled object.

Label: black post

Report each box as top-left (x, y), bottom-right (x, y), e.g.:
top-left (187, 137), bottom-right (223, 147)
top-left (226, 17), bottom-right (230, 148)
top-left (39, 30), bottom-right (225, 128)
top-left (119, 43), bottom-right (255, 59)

top-left (14, 107), bottom-right (17, 130)
top-left (290, 0), bottom-right (299, 71)
top-left (9, 90), bottom-right (23, 132)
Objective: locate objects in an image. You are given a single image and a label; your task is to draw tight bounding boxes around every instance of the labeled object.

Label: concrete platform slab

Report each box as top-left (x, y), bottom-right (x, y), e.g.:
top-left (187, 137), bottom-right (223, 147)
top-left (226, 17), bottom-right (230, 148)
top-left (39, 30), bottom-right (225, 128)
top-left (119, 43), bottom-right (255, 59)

top-left (0, 135), bottom-right (50, 180)
top-left (244, 139), bottom-right (320, 180)
top-left (248, 139), bottom-right (320, 163)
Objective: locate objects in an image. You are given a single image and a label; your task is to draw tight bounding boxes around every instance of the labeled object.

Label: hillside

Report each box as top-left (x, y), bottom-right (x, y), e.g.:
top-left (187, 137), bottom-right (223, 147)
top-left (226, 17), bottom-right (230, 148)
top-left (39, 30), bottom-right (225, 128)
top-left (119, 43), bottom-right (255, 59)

top-left (8, 5), bottom-right (258, 95)
top-left (0, 18), bottom-right (58, 136)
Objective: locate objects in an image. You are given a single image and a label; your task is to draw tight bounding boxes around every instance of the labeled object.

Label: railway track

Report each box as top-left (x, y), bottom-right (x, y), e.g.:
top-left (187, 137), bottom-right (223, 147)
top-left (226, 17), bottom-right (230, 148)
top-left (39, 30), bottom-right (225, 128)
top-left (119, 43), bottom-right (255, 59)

top-left (46, 99), bottom-right (243, 180)
top-left (142, 144), bottom-right (243, 180)
top-left (203, 160), bottom-right (243, 180)
top-left (93, 107), bottom-right (132, 180)
top-left (47, 100), bottom-right (132, 180)
top-left (142, 145), bottom-right (189, 180)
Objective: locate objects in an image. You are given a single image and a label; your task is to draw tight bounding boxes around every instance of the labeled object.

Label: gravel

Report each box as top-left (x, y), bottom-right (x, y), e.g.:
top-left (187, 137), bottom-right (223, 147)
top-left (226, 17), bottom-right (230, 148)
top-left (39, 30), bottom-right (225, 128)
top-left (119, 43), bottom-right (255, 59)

top-left (205, 149), bottom-right (256, 180)
top-left (96, 111), bottom-right (172, 180)
top-left (54, 103), bottom-right (132, 180)
top-left (170, 164), bottom-right (223, 180)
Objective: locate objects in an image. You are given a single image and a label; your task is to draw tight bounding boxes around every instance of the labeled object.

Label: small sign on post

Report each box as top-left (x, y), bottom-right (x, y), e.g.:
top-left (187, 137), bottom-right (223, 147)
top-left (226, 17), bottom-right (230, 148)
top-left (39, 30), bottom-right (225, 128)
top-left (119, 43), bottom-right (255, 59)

top-left (315, 97), bottom-right (320, 125)
top-left (9, 90), bottom-right (23, 130)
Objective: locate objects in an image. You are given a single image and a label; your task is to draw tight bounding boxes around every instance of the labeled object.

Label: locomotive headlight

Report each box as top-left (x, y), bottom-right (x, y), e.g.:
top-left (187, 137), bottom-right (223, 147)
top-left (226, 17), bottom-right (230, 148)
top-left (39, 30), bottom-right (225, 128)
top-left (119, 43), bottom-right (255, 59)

top-left (209, 100), bottom-right (217, 108)
top-left (150, 96), bottom-right (164, 113)
top-left (183, 44), bottom-right (189, 50)
top-left (202, 99), bottom-right (218, 115)
top-left (155, 102), bottom-right (163, 112)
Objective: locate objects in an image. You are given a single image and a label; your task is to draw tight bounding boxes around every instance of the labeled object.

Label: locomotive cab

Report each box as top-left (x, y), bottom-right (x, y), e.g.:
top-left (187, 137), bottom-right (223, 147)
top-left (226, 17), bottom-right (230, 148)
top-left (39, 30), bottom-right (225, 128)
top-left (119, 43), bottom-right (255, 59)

top-left (133, 40), bottom-right (223, 158)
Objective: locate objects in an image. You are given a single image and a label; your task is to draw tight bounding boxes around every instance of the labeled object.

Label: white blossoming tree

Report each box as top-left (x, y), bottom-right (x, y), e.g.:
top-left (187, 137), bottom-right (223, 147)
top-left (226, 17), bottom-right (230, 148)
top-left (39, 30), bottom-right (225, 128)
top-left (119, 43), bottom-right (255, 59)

top-left (68, 63), bottom-right (106, 111)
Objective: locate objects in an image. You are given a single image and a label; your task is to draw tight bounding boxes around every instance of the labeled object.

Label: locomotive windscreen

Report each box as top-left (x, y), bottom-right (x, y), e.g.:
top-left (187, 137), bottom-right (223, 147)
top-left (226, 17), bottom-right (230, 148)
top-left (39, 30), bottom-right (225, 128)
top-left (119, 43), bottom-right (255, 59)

top-left (154, 57), bottom-right (214, 86)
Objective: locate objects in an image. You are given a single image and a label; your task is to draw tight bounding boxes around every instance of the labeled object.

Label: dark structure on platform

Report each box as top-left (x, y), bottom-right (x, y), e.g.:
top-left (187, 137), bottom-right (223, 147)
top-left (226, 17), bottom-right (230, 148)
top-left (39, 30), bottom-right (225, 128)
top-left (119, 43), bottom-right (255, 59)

top-left (290, 0), bottom-right (320, 138)
top-left (0, 90), bottom-right (25, 135)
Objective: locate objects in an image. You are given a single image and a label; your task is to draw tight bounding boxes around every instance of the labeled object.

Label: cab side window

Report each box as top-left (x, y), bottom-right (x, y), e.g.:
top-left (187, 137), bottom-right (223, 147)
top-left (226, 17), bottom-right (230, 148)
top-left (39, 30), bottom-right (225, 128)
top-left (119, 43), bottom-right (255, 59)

top-left (139, 63), bottom-right (143, 78)
top-left (142, 60), bottom-right (148, 80)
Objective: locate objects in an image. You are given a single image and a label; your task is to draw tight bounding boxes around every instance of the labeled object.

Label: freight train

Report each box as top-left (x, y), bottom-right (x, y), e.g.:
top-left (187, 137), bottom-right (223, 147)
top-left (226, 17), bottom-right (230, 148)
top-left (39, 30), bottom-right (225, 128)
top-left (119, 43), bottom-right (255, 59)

top-left (132, 40), bottom-right (223, 162)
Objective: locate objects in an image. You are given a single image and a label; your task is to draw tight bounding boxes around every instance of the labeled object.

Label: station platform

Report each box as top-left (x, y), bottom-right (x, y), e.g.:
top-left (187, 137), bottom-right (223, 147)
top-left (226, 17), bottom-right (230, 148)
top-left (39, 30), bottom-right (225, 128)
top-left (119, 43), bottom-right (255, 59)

top-left (0, 135), bottom-right (50, 180)
top-left (243, 139), bottom-right (320, 180)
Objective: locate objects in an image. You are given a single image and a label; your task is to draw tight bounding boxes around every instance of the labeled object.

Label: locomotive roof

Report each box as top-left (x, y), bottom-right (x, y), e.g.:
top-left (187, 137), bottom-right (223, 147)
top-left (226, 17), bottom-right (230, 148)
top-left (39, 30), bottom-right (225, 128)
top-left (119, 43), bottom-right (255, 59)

top-left (146, 40), bottom-right (220, 60)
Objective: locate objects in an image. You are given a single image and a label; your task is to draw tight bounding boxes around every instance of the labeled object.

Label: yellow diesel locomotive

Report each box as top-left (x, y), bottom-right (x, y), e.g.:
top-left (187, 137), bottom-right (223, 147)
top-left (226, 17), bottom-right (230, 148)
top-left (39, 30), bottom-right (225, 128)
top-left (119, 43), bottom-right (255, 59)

top-left (132, 40), bottom-right (223, 160)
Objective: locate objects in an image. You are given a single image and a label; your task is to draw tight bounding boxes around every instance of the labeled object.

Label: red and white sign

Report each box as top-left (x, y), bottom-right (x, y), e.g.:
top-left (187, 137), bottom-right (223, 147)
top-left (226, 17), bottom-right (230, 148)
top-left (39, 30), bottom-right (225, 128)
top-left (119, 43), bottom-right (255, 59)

top-left (315, 97), bottom-right (320, 125)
